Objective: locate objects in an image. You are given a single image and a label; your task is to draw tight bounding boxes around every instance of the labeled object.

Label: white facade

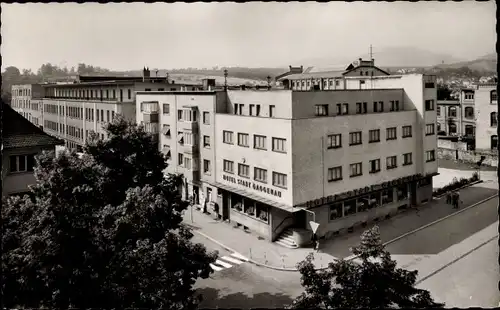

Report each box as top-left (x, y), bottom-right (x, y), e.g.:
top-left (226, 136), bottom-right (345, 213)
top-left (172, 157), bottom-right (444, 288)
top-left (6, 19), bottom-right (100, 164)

top-left (135, 74), bottom-right (438, 244)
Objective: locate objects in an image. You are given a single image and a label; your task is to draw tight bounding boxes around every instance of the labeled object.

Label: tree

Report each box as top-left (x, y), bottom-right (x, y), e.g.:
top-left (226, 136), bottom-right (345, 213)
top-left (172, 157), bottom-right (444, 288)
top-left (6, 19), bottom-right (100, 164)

top-left (2, 116), bottom-right (217, 309)
top-left (290, 226), bottom-right (444, 309)
top-left (437, 83), bottom-right (453, 100)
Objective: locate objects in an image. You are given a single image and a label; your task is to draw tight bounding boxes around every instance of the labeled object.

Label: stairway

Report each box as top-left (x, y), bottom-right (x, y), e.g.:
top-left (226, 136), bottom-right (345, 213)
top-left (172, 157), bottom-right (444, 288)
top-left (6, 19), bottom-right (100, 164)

top-left (275, 228), bottom-right (299, 249)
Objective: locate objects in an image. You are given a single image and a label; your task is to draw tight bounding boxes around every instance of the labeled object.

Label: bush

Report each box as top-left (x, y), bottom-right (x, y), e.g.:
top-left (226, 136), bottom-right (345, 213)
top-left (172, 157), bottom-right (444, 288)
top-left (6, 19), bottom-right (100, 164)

top-left (432, 172), bottom-right (479, 197)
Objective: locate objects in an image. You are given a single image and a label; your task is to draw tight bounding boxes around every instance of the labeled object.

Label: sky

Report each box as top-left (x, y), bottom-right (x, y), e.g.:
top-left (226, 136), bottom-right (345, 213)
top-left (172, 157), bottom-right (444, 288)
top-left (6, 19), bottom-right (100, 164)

top-left (1, 2), bottom-right (496, 71)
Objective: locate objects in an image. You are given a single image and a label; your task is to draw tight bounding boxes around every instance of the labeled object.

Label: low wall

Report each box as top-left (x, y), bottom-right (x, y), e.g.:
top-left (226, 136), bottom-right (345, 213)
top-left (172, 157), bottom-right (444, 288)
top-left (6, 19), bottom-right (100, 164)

top-left (437, 148), bottom-right (498, 167)
top-left (437, 139), bottom-right (467, 151)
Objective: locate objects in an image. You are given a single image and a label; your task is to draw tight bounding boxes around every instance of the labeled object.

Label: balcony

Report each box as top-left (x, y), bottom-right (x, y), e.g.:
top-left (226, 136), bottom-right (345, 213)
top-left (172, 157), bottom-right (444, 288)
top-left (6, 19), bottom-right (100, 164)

top-left (143, 113), bottom-right (159, 123)
top-left (178, 120), bottom-right (199, 132)
top-left (179, 143), bottom-right (200, 155)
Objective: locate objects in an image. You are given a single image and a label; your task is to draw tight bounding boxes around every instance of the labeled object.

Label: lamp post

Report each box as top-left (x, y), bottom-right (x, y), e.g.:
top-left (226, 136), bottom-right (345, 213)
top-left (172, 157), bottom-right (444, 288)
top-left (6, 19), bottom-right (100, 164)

top-left (267, 75), bottom-right (271, 90)
top-left (224, 69), bottom-right (228, 91)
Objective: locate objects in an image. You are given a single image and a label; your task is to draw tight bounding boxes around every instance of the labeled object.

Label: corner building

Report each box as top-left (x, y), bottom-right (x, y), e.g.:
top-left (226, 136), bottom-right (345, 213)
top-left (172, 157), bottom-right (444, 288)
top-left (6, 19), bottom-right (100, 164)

top-left (136, 73), bottom-right (438, 248)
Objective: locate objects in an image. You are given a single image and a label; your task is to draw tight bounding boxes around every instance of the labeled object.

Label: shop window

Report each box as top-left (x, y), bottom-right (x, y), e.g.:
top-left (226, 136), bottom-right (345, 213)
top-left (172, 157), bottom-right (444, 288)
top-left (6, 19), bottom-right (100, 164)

top-left (231, 195), bottom-right (243, 211)
top-left (369, 192), bottom-right (381, 209)
top-left (397, 184), bottom-right (408, 201)
top-left (329, 203), bottom-right (343, 221)
top-left (343, 199), bottom-right (356, 216)
top-left (357, 196), bottom-right (370, 212)
top-left (382, 189), bottom-right (394, 204)
top-left (256, 203), bottom-right (269, 222)
top-left (244, 201), bottom-right (256, 216)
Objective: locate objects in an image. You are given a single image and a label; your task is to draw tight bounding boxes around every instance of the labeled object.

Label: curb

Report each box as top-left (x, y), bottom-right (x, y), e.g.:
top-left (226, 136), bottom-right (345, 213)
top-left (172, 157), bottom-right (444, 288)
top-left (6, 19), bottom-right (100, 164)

top-left (193, 230), bottom-right (300, 272)
top-left (344, 192), bottom-right (499, 262)
top-left (432, 179), bottom-right (483, 199)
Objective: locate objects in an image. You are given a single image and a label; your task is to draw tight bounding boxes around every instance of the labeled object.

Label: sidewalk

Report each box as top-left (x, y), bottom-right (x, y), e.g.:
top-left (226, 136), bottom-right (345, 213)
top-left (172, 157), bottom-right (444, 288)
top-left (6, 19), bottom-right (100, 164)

top-left (320, 182), bottom-right (498, 258)
top-left (183, 182), bottom-right (497, 271)
top-left (183, 209), bottom-right (335, 270)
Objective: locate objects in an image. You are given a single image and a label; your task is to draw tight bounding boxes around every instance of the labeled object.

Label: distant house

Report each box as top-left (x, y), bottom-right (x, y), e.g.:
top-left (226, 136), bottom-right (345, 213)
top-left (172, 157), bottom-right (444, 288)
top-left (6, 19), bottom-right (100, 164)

top-left (2, 103), bottom-right (63, 197)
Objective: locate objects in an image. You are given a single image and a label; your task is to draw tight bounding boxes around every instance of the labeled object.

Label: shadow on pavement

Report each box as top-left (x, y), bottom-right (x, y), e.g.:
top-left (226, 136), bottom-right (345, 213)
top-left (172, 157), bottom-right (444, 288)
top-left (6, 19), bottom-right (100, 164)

top-left (196, 287), bottom-right (294, 309)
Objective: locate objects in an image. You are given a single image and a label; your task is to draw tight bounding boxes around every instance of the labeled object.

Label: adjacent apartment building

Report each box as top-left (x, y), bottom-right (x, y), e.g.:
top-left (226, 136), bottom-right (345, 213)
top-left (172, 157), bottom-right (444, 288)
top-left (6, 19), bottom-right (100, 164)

top-left (11, 68), bottom-right (205, 151)
top-left (2, 103), bottom-right (63, 197)
top-left (135, 73), bottom-right (438, 248)
top-left (436, 88), bottom-right (476, 137)
top-left (475, 82), bottom-right (498, 151)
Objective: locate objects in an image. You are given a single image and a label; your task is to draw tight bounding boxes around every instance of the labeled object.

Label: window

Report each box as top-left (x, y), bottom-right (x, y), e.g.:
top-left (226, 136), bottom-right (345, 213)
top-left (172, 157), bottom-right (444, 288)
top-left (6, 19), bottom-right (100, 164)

top-left (223, 131), bottom-right (234, 144)
top-left (256, 105), bottom-right (261, 116)
top-left (223, 160), bottom-right (234, 173)
top-left (101, 110), bottom-right (104, 122)
top-left (163, 104), bottom-right (170, 115)
top-left (368, 129), bottom-right (380, 143)
top-left (178, 153), bottom-right (184, 166)
top-left (158, 88), bottom-right (165, 91)
top-left (315, 104), bottom-right (328, 116)
top-left (335, 80), bottom-right (340, 86)
top-left (327, 166), bottom-right (342, 182)
top-left (386, 156), bottom-right (397, 169)
top-left (254, 167), bottom-right (268, 183)
top-left (464, 107), bottom-right (474, 119)
top-left (272, 137), bottom-right (287, 153)
top-left (465, 125), bottom-right (474, 136)
top-left (203, 135), bottom-right (210, 148)
top-left (437, 106), bottom-right (441, 116)
top-left (373, 101), bottom-right (384, 112)
top-left (238, 163), bottom-right (250, 178)
top-left (238, 133), bottom-right (249, 147)
top-left (163, 124), bottom-right (171, 137)
top-left (490, 112), bottom-right (497, 127)
top-left (327, 134), bottom-right (342, 149)
top-left (111, 111), bottom-right (115, 120)
top-left (254, 135), bottom-right (267, 150)
top-left (203, 159), bottom-right (211, 174)
top-left (184, 157), bottom-right (192, 169)
top-left (97, 109), bottom-right (100, 122)
top-left (112, 89), bottom-right (116, 98)
top-left (390, 100), bottom-right (400, 112)
top-left (330, 203), bottom-right (342, 221)
top-left (249, 104), bottom-right (255, 116)
top-left (349, 131), bottom-right (362, 145)
top-left (425, 124), bottom-right (435, 135)
top-left (356, 102), bottom-right (367, 114)
top-left (184, 132), bottom-right (193, 146)
top-left (203, 112), bottom-right (210, 124)
top-left (491, 135), bottom-right (498, 150)
top-left (425, 100), bottom-right (434, 111)
top-left (269, 105), bottom-right (275, 117)
top-left (449, 122), bottom-right (457, 134)
top-left (272, 172), bottom-right (287, 189)
top-left (402, 126), bottom-right (412, 138)
top-left (403, 153), bottom-right (413, 166)
top-left (178, 110), bottom-right (183, 120)
top-left (425, 82), bottom-right (435, 88)
top-left (449, 106), bottom-right (457, 117)
top-left (349, 163), bottom-right (362, 177)
top-left (9, 154), bottom-right (35, 173)
top-left (369, 159), bottom-right (381, 173)
top-left (491, 90), bottom-right (497, 103)
top-left (425, 150), bottom-right (435, 162)
top-left (336, 103), bottom-right (348, 115)
top-left (128, 89), bottom-right (131, 99)
top-left (107, 110), bottom-right (110, 122)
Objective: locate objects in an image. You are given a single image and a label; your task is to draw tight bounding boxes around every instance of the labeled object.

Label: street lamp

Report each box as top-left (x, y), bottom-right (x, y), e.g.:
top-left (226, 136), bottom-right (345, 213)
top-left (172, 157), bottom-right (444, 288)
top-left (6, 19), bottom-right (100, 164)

top-left (267, 75), bottom-right (271, 90)
top-left (224, 69), bottom-right (228, 91)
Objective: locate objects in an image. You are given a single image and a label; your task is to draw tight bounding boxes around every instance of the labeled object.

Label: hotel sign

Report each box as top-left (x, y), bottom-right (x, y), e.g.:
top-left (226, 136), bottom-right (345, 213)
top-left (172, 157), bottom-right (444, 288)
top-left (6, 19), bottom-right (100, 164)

top-left (296, 174), bottom-right (423, 210)
top-left (222, 174), bottom-right (282, 198)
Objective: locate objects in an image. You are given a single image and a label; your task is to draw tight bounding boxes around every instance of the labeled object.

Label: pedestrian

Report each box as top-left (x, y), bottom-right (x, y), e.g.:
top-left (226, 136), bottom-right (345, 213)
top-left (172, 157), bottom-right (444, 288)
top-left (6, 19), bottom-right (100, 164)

top-left (446, 191), bottom-right (452, 204)
top-left (452, 192), bottom-right (458, 209)
top-left (311, 233), bottom-right (318, 251)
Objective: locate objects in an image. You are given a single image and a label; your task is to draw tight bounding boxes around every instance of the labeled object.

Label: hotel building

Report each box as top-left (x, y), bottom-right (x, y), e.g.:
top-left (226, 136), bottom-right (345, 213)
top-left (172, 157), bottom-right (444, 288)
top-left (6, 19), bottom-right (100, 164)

top-left (136, 72), bottom-right (438, 248)
top-left (11, 68), bottom-right (206, 151)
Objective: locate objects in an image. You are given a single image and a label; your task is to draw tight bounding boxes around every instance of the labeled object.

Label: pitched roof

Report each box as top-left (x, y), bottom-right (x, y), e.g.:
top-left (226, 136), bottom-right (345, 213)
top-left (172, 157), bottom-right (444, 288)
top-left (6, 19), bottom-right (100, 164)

top-left (2, 103), bottom-right (64, 150)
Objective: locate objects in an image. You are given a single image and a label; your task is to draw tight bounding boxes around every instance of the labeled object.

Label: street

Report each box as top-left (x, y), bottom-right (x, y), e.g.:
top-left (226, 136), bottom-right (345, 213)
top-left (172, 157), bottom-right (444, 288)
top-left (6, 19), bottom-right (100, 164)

top-left (191, 193), bottom-right (499, 309)
top-left (192, 233), bottom-right (303, 309)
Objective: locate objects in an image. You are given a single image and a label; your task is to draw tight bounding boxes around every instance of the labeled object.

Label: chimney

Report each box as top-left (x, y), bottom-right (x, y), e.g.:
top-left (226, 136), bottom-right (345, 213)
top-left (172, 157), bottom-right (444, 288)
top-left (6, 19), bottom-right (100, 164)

top-left (143, 66), bottom-right (151, 82)
top-left (359, 58), bottom-right (362, 63)
top-left (289, 65), bottom-right (292, 70)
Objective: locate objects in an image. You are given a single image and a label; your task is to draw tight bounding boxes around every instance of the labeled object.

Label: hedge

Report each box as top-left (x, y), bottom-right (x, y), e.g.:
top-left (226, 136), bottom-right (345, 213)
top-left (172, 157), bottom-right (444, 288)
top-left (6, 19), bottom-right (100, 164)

top-left (432, 172), bottom-right (479, 197)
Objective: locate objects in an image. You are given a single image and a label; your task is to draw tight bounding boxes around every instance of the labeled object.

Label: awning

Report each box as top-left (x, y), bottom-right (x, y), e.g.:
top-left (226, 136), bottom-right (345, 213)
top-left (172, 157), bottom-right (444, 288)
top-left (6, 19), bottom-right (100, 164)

top-left (212, 181), bottom-right (294, 212)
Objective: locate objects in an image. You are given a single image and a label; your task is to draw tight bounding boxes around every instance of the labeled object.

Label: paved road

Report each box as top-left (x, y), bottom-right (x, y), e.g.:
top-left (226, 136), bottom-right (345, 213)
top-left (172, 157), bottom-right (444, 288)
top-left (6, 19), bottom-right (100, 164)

top-left (192, 233), bottom-right (303, 309)
top-left (384, 196), bottom-right (498, 255)
top-left (417, 236), bottom-right (499, 308)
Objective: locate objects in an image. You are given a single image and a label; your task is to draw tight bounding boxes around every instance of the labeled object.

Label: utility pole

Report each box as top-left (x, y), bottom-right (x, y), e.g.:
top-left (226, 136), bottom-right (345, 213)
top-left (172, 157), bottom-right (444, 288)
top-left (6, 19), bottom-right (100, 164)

top-left (370, 44), bottom-right (373, 60)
